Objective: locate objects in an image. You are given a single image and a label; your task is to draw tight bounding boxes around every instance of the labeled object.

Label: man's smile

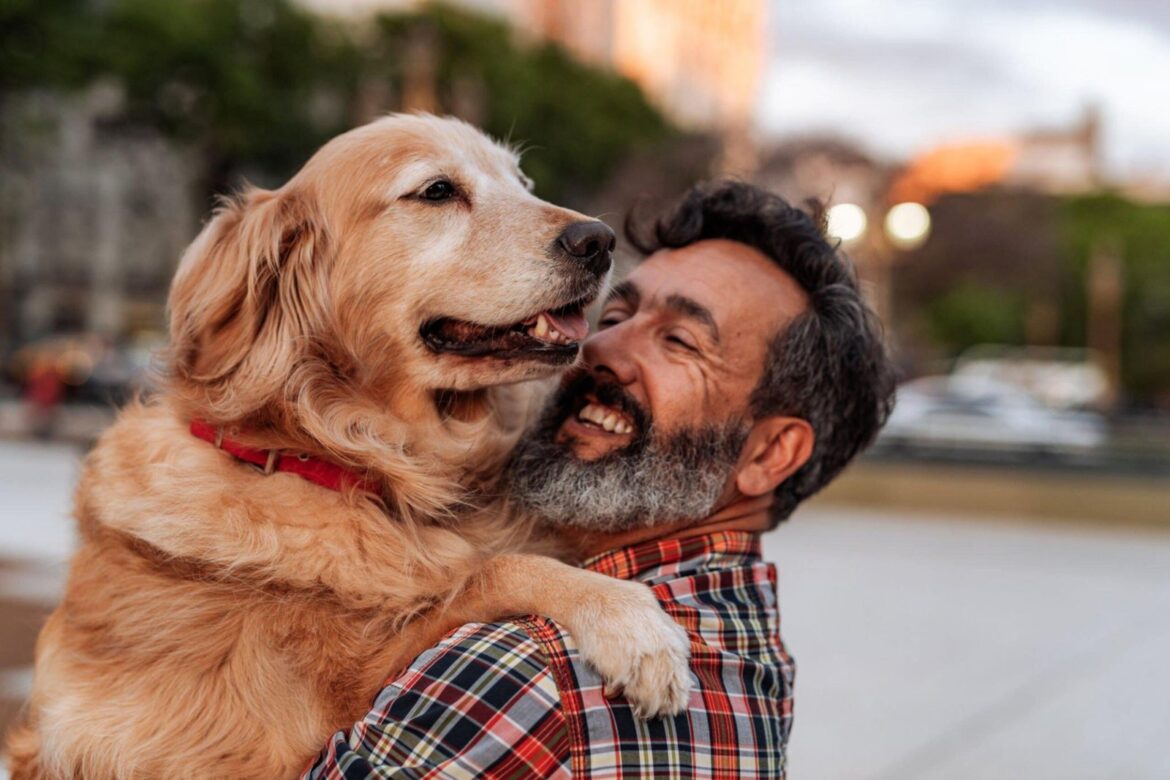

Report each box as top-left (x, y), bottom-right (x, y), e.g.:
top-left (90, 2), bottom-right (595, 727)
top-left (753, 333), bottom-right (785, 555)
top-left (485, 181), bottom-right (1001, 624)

top-left (561, 400), bottom-right (636, 445)
top-left (576, 397), bottom-right (635, 435)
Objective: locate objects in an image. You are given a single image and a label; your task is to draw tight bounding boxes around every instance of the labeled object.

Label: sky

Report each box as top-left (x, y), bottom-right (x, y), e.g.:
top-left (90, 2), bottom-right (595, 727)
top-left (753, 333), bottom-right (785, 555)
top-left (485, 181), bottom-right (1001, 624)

top-left (760, 0), bottom-right (1170, 179)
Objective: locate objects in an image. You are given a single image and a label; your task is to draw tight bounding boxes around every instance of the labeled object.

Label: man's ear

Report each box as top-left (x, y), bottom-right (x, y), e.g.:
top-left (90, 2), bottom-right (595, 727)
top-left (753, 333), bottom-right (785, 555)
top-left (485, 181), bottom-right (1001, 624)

top-left (734, 416), bottom-right (815, 498)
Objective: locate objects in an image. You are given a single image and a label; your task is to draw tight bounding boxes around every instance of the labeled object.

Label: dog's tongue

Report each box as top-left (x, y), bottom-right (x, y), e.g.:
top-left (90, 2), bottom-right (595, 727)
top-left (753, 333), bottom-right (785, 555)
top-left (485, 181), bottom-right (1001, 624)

top-left (545, 309), bottom-right (590, 341)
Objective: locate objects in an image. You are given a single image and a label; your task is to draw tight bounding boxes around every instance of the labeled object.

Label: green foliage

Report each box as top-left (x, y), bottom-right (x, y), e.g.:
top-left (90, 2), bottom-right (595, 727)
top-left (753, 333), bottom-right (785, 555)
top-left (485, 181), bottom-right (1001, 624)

top-left (896, 188), bottom-right (1170, 405)
top-left (371, 4), bottom-right (672, 201)
top-left (1, 0), bottom-right (670, 200)
top-left (1060, 194), bottom-right (1170, 404)
top-left (0, 0), bottom-right (104, 89)
top-left (96, 0), bottom-right (360, 180)
top-left (926, 281), bottom-right (1028, 350)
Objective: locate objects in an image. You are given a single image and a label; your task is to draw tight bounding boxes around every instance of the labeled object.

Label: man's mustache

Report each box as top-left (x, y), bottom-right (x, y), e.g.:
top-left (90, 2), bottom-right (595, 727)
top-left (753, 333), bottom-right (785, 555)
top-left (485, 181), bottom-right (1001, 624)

top-left (554, 369), bottom-right (652, 438)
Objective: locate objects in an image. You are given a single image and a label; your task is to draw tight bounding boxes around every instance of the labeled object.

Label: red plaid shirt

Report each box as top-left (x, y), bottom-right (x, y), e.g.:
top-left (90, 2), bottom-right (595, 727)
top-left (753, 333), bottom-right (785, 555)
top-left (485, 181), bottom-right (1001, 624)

top-left (307, 531), bottom-right (795, 778)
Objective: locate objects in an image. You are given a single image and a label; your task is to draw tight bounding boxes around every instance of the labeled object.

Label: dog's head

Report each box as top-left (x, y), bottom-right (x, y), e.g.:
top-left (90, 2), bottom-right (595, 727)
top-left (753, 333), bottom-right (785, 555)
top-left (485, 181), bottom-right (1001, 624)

top-left (168, 114), bottom-right (612, 429)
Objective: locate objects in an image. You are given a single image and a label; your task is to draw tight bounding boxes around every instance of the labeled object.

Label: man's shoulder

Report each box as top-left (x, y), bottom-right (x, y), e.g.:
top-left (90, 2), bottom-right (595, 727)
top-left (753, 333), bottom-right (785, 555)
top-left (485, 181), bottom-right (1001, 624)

top-left (376, 619), bottom-right (566, 729)
top-left (403, 619), bottom-right (553, 687)
top-left (307, 620), bottom-right (571, 779)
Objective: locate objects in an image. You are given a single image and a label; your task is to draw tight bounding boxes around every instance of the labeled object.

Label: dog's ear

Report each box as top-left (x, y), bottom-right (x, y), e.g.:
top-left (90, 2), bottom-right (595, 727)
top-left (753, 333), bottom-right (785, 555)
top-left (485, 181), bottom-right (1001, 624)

top-left (168, 187), bottom-right (330, 418)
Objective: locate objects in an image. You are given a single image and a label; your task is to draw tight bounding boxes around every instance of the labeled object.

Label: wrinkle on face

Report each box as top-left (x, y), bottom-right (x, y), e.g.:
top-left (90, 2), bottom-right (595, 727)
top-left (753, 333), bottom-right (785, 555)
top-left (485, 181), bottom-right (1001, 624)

top-left (581, 238), bottom-right (810, 455)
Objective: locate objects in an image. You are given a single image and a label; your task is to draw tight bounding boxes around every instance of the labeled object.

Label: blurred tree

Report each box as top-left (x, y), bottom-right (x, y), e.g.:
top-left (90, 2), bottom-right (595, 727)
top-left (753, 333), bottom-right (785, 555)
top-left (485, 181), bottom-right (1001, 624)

top-left (1061, 195), bottom-right (1170, 407)
top-left (892, 189), bottom-right (1061, 358)
top-left (926, 282), bottom-right (1027, 349)
top-left (370, 3), bottom-right (673, 204)
top-left (1, 0), bottom-right (671, 204)
top-left (97, 0), bottom-right (361, 190)
top-left (891, 188), bottom-right (1170, 407)
top-left (2, 0), bottom-right (361, 194)
top-left (0, 0), bottom-right (103, 90)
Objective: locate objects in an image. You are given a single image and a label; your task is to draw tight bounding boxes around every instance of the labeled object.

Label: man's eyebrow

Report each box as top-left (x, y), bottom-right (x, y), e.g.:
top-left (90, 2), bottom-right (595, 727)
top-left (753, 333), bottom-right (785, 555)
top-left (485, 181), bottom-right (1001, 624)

top-left (603, 280), bottom-right (641, 308)
top-left (604, 282), bottom-right (720, 344)
top-left (664, 294), bottom-right (720, 344)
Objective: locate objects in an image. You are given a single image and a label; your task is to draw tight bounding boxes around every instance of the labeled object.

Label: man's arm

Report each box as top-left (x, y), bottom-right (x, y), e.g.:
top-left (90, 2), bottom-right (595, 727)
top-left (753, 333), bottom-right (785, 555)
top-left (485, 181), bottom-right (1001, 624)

top-left (305, 622), bottom-right (571, 780)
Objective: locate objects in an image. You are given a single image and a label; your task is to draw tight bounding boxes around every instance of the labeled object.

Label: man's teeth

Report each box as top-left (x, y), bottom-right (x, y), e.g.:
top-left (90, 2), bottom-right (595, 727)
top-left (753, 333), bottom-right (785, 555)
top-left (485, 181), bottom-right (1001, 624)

top-left (577, 402), bottom-right (634, 434)
top-left (527, 312), bottom-right (573, 345)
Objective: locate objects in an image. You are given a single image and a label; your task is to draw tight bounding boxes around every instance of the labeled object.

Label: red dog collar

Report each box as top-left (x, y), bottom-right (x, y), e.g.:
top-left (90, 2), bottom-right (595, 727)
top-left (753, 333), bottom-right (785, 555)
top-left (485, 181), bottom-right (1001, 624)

top-left (190, 419), bottom-right (380, 497)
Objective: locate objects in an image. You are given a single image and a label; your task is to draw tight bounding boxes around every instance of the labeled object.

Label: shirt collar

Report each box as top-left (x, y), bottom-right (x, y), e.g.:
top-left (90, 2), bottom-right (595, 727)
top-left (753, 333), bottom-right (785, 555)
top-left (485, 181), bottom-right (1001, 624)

top-left (583, 531), bottom-right (762, 581)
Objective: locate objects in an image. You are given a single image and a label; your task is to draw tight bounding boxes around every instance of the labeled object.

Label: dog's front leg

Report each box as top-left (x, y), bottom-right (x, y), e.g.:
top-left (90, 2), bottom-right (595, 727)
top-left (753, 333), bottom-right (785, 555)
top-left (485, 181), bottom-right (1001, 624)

top-left (447, 553), bottom-right (693, 718)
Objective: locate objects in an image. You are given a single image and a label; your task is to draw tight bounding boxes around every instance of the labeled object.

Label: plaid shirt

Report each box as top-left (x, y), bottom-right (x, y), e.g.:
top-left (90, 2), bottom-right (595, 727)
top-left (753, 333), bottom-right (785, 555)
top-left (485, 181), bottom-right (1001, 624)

top-left (307, 531), bottom-right (794, 779)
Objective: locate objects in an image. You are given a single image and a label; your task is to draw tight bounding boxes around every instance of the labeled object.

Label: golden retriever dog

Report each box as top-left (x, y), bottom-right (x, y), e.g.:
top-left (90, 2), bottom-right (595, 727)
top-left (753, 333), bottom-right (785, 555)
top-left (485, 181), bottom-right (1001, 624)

top-left (6, 114), bottom-right (690, 779)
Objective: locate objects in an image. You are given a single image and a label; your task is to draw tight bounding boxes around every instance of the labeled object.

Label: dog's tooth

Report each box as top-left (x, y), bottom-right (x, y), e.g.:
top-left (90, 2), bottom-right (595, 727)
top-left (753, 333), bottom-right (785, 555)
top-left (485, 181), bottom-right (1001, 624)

top-left (601, 413), bottom-right (618, 432)
top-left (615, 420), bottom-right (631, 435)
top-left (587, 405), bottom-right (606, 424)
top-left (534, 314), bottom-right (550, 339)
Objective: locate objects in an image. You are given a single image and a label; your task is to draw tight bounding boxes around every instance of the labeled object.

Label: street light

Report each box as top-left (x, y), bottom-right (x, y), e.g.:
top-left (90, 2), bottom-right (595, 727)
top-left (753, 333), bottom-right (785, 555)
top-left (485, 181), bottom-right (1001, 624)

top-left (826, 203), bottom-right (868, 243)
top-left (822, 201), bottom-right (931, 325)
top-left (884, 202), bottom-right (931, 249)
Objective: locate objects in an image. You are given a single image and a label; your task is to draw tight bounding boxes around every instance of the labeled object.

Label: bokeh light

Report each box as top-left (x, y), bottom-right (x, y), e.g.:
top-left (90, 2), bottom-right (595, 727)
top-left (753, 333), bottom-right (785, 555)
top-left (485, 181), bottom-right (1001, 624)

top-left (884, 202), bottom-right (932, 249)
top-left (826, 203), bottom-right (868, 243)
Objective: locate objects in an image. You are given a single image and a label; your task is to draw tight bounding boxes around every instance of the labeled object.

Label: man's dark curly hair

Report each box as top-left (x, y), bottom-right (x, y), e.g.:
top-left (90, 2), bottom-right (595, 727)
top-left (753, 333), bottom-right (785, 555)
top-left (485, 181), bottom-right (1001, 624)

top-left (625, 180), bottom-right (896, 526)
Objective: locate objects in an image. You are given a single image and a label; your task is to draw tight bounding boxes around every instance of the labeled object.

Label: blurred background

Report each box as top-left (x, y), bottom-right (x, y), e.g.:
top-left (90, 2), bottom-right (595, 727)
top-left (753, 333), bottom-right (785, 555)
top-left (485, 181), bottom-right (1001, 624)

top-left (1, 0), bottom-right (1168, 777)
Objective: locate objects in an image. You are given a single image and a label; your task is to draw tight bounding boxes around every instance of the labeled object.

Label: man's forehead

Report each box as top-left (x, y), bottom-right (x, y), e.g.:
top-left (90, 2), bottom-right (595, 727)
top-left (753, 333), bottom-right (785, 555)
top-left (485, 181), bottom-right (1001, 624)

top-left (627, 239), bottom-right (808, 327)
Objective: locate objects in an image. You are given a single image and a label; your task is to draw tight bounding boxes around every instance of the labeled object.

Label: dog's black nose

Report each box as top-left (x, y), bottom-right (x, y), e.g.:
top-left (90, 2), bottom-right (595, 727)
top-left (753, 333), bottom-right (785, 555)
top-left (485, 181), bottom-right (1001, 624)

top-left (557, 221), bottom-right (615, 277)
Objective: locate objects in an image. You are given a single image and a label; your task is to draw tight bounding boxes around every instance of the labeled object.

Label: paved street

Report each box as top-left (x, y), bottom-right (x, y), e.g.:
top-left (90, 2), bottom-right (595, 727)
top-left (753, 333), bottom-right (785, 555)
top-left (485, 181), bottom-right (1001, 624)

top-left (768, 509), bottom-right (1170, 779)
top-left (2, 439), bottom-right (1169, 778)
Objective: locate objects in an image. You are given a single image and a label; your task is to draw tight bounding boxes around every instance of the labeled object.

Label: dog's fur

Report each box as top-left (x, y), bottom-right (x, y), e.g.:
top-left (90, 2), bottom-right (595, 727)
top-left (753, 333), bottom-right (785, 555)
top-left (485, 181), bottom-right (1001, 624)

top-left (6, 115), bottom-right (690, 779)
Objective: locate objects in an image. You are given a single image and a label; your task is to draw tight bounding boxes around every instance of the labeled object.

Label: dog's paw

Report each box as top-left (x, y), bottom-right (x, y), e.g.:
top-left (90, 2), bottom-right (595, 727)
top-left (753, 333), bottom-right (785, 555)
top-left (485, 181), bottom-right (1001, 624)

top-left (572, 579), bottom-right (692, 719)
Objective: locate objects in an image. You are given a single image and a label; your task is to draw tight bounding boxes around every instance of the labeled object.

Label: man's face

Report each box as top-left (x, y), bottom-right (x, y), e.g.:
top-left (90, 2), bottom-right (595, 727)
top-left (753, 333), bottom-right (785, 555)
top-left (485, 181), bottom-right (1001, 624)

top-left (504, 238), bottom-right (809, 531)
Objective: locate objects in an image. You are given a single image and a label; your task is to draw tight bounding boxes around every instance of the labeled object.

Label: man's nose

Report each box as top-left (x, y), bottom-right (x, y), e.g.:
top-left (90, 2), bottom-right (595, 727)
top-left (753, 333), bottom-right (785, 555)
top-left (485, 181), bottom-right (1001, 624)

top-left (582, 322), bottom-right (637, 386)
top-left (556, 221), bottom-right (615, 278)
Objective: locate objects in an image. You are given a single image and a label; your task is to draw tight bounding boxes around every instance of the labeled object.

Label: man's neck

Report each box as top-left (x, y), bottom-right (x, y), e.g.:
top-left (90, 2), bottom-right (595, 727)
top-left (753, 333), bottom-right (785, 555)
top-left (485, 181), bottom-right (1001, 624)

top-left (565, 493), bottom-right (773, 560)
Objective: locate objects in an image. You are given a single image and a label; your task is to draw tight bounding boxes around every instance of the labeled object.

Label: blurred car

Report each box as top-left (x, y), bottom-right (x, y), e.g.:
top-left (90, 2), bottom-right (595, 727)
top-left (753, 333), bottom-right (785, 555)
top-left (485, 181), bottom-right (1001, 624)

top-left (4, 332), bottom-right (164, 406)
top-left (879, 375), bottom-right (1107, 457)
top-left (953, 345), bottom-right (1111, 410)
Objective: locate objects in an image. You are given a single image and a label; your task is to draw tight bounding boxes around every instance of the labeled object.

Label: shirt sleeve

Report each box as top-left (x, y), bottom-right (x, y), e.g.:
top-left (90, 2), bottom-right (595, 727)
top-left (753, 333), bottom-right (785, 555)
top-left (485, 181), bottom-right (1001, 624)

top-left (304, 621), bottom-right (572, 780)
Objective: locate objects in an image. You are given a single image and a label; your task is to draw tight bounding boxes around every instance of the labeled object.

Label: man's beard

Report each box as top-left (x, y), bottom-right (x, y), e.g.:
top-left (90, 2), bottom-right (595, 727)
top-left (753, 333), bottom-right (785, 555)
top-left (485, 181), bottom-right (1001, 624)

top-left (502, 371), bottom-right (749, 533)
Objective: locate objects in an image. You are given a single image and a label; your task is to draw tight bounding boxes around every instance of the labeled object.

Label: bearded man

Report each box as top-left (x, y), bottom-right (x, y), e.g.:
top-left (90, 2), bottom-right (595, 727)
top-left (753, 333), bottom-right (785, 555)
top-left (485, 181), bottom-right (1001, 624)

top-left (309, 181), bottom-right (895, 778)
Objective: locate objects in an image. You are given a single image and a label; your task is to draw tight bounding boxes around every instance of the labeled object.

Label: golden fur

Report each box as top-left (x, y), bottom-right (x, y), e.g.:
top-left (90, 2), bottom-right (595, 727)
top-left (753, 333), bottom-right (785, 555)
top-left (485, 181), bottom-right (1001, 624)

top-left (6, 115), bottom-right (690, 779)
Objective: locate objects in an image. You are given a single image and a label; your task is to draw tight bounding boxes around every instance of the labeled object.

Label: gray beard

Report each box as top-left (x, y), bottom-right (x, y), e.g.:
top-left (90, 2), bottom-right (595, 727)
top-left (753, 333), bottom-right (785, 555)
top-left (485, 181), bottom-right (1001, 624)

top-left (502, 419), bottom-right (749, 533)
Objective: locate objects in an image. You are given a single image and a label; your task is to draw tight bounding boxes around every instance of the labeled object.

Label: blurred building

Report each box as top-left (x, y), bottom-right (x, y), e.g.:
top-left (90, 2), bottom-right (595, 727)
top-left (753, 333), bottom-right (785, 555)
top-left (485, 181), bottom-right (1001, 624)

top-left (0, 84), bottom-right (199, 353)
top-left (1010, 106), bottom-right (1102, 194)
top-left (756, 137), bottom-right (888, 212)
top-left (890, 107), bottom-right (1103, 204)
top-left (511, 0), bottom-right (766, 172)
top-left (754, 138), bottom-right (896, 317)
top-left (509, 1), bottom-right (765, 127)
top-left (302, 0), bottom-right (768, 172)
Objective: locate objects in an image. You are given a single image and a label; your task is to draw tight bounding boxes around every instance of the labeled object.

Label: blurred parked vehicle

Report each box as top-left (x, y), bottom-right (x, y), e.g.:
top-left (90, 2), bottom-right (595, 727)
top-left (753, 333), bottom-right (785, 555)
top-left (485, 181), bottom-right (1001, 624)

top-left (879, 375), bottom-right (1107, 458)
top-left (0, 333), bottom-right (165, 442)
top-left (953, 345), bottom-right (1111, 411)
top-left (4, 333), bottom-right (162, 406)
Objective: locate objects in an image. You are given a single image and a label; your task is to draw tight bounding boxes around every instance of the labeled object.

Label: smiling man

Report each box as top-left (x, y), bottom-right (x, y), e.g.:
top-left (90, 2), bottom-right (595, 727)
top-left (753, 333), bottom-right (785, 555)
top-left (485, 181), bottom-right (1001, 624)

top-left (309, 181), bottom-right (894, 779)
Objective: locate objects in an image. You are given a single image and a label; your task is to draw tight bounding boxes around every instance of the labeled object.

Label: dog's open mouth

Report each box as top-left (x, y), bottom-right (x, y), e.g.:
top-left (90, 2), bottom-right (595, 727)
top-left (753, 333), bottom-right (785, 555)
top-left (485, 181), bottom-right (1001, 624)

top-left (421, 296), bottom-right (593, 363)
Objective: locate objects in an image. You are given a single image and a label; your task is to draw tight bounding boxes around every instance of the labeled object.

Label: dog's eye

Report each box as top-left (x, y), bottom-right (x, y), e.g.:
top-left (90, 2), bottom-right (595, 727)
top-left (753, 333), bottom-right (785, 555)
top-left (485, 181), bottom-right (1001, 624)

top-left (421, 180), bottom-right (457, 201)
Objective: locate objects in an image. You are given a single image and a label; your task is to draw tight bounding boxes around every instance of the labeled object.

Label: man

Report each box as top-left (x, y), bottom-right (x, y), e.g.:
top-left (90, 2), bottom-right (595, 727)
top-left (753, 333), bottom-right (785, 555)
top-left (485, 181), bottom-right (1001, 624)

top-left (308, 181), bottom-right (895, 778)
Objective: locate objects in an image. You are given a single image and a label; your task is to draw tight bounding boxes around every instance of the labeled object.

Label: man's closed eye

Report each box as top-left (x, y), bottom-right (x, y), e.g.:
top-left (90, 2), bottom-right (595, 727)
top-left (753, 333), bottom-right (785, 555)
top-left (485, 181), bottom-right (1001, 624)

top-left (666, 332), bottom-right (699, 352)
